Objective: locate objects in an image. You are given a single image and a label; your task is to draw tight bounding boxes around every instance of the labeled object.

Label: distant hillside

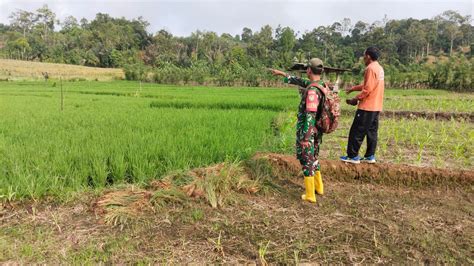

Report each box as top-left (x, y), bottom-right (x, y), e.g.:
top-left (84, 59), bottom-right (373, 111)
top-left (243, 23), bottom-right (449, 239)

top-left (0, 59), bottom-right (124, 81)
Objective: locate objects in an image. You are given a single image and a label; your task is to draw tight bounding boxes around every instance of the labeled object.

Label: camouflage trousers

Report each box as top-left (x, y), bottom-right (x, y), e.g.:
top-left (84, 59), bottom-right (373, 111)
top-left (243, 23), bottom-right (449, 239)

top-left (296, 132), bottom-right (323, 177)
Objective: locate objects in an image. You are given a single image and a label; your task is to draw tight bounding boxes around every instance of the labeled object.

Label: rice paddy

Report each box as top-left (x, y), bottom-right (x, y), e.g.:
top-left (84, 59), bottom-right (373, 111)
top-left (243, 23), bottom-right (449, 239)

top-left (0, 80), bottom-right (472, 200)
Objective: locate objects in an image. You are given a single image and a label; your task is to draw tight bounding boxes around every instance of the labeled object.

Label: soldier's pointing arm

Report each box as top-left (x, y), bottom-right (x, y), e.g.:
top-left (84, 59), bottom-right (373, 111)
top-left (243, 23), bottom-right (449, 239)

top-left (284, 75), bottom-right (310, 88)
top-left (269, 68), bottom-right (310, 88)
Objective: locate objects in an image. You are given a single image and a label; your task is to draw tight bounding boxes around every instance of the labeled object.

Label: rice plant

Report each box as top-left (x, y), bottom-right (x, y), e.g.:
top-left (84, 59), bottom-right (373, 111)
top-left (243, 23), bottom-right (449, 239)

top-left (0, 80), bottom-right (472, 199)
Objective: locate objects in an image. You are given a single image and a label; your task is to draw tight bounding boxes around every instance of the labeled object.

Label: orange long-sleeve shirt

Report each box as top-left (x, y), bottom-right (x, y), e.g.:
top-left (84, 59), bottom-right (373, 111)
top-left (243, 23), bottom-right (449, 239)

top-left (353, 61), bottom-right (385, 111)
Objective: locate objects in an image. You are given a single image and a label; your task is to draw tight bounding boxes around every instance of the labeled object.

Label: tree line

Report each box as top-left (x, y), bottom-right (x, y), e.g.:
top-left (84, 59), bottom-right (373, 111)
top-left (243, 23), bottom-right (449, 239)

top-left (0, 5), bottom-right (472, 91)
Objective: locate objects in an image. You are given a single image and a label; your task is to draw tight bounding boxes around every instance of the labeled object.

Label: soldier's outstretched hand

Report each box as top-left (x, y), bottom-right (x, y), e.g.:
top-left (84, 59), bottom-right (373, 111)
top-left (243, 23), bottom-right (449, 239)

top-left (269, 69), bottom-right (287, 77)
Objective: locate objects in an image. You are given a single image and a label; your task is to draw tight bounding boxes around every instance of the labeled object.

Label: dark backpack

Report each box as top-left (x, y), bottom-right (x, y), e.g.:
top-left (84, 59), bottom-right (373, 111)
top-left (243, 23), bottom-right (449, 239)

top-left (309, 82), bottom-right (340, 133)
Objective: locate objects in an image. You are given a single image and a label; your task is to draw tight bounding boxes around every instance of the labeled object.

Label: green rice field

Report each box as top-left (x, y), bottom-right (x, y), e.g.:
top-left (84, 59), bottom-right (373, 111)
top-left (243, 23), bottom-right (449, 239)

top-left (0, 80), bottom-right (472, 199)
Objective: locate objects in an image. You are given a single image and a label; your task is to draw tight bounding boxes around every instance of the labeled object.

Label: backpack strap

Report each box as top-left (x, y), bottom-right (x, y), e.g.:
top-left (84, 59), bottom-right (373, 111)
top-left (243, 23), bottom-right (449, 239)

top-left (309, 82), bottom-right (328, 96)
top-left (308, 82), bottom-right (327, 119)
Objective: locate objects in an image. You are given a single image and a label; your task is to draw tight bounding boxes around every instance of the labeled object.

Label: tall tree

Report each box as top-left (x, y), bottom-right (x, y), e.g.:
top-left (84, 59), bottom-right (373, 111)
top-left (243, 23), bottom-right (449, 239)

top-left (9, 9), bottom-right (36, 38)
top-left (35, 4), bottom-right (56, 42)
top-left (275, 26), bottom-right (296, 66)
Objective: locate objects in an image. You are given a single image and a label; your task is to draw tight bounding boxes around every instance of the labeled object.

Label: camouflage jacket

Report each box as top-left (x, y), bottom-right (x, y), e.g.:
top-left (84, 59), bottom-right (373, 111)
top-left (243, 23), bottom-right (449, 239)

top-left (283, 76), bottom-right (324, 142)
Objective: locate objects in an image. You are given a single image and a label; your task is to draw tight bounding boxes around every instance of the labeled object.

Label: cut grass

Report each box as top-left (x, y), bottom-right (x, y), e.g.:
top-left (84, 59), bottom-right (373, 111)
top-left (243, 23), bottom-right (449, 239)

top-left (87, 160), bottom-right (265, 231)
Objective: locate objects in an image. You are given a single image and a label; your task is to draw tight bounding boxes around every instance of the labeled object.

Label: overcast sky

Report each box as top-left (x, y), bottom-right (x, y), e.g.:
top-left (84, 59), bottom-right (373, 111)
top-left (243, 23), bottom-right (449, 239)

top-left (0, 0), bottom-right (472, 36)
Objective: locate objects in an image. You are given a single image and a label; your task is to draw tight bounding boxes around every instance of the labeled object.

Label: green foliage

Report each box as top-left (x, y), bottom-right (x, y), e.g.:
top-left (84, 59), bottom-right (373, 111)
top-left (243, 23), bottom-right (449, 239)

top-left (124, 63), bottom-right (147, 81)
top-left (216, 67), bottom-right (235, 86)
top-left (0, 7), bottom-right (472, 90)
top-left (428, 55), bottom-right (473, 92)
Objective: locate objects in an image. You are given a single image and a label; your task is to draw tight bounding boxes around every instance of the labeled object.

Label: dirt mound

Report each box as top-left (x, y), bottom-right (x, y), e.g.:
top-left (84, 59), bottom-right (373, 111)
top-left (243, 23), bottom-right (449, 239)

top-left (381, 110), bottom-right (474, 122)
top-left (254, 153), bottom-right (474, 188)
top-left (341, 110), bottom-right (474, 122)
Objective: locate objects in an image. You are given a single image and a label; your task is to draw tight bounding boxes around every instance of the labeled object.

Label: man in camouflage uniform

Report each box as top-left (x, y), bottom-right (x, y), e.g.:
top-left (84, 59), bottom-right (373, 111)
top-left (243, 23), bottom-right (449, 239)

top-left (270, 58), bottom-right (325, 203)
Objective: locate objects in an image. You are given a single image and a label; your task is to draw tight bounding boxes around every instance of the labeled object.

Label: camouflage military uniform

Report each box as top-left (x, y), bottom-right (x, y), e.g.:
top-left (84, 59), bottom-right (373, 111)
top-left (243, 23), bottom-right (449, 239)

top-left (284, 76), bottom-right (324, 177)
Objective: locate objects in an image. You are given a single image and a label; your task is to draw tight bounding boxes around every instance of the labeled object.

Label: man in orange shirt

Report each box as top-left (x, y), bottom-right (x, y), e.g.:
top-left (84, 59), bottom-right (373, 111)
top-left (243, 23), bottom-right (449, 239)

top-left (340, 47), bottom-right (384, 164)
